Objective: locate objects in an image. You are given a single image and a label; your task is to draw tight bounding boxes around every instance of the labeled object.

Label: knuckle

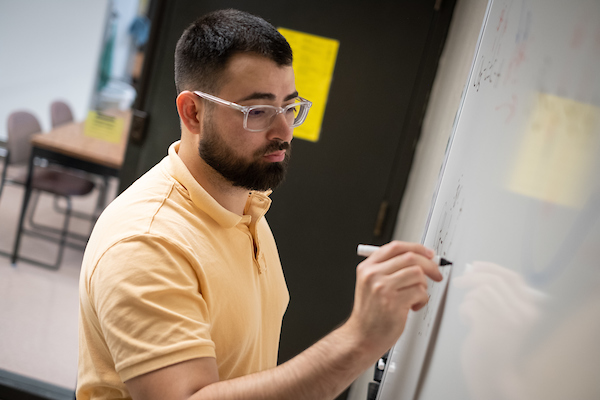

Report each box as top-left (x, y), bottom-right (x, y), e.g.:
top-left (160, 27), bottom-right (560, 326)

top-left (356, 261), bottom-right (370, 275)
top-left (414, 266), bottom-right (426, 279)
top-left (357, 263), bottom-right (377, 284)
top-left (389, 241), bottom-right (405, 252)
top-left (401, 251), bottom-right (419, 264)
top-left (356, 262), bottom-right (367, 275)
top-left (371, 280), bottom-right (386, 295)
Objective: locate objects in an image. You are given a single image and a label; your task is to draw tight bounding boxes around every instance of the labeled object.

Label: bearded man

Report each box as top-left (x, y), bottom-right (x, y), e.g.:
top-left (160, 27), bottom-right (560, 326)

top-left (77, 9), bottom-right (442, 400)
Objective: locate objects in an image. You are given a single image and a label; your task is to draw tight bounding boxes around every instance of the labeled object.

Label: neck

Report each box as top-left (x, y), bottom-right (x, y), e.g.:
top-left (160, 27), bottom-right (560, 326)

top-left (200, 165), bottom-right (250, 216)
top-left (178, 140), bottom-right (249, 216)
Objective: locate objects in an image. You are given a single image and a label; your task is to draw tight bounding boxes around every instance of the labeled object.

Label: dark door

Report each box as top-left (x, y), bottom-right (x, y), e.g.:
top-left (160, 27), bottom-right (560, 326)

top-left (122, 0), bottom-right (455, 392)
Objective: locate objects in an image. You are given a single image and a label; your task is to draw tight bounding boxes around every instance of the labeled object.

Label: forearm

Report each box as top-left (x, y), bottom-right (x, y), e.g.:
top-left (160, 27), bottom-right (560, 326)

top-left (193, 324), bottom-right (379, 400)
top-left (127, 242), bottom-right (439, 400)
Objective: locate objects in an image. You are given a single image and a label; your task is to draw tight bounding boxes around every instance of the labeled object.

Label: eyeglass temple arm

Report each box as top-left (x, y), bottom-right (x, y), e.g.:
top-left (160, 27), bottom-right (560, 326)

top-left (193, 91), bottom-right (245, 111)
top-left (195, 90), bottom-right (312, 112)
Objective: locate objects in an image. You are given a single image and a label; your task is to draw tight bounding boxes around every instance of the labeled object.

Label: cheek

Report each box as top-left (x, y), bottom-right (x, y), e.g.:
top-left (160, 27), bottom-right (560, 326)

top-left (226, 130), bottom-right (263, 160)
top-left (210, 113), bottom-right (265, 160)
top-left (217, 121), bottom-right (248, 152)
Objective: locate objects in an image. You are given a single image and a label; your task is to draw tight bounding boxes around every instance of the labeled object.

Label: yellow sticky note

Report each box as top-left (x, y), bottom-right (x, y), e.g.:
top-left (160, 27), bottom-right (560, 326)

top-left (279, 28), bottom-right (339, 142)
top-left (507, 93), bottom-right (600, 208)
top-left (83, 111), bottom-right (124, 143)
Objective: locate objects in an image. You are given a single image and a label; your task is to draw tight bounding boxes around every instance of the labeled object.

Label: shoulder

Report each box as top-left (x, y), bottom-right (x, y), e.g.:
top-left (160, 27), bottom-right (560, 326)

top-left (84, 233), bottom-right (202, 311)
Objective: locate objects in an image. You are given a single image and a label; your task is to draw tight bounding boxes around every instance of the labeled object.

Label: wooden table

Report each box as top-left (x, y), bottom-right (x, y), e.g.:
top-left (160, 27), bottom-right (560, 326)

top-left (10, 110), bottom-right (132, 265)
top-left (31, 110), bottom-right (131, 174)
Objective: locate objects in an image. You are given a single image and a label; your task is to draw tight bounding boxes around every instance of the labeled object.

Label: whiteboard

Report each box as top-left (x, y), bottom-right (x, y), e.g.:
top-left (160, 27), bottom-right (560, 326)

top-left (377, 0), bottom-right (600, 399)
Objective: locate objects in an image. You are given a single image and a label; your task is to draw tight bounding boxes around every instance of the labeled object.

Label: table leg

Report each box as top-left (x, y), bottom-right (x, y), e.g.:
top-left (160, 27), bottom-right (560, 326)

top-left (11, 150), bottom-right (35, 265)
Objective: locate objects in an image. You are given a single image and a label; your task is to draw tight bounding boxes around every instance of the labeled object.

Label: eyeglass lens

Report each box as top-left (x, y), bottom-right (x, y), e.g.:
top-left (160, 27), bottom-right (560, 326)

top-left (246, 101), bottom-right (308, 131)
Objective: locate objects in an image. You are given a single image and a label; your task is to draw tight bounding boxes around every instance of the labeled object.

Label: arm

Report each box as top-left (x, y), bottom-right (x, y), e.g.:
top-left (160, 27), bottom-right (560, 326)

top-left (125, 241), bottom-right (443, 400)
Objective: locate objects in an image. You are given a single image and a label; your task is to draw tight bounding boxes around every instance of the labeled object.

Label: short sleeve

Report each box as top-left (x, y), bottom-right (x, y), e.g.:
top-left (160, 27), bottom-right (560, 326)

top-left (89, 234), bottom-right (216, 382)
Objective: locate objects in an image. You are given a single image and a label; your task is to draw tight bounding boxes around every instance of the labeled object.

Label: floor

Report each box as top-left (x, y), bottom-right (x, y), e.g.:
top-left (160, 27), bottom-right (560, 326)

top-left (0, 173), bottom-right (118, 393)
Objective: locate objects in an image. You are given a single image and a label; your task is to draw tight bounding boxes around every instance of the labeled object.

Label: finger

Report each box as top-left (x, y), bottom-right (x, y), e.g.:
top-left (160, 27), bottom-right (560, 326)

top-left (406, 285), bottom-right (430, 311)
top-left (378, 251), bottom-right (443, 282)
top-left (379, 277), bottom-right (429, 313)
top-left (368, 241), bottom-right (434, 263)
top-left (412, 299), bottom-right (429, 312)
top-left (388, 265), bottom-right (429, 292)
top-left (388, 267), bottom-right (430, 311)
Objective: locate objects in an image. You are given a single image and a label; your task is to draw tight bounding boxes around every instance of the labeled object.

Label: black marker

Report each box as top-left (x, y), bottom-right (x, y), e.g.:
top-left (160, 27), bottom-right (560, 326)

top-left (356, 244), bottom-right (453, 266)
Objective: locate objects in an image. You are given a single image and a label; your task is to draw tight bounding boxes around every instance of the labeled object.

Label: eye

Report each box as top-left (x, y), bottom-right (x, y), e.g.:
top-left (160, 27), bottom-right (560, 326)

top-left (248, 108), bottom-right (266, 117)
top-left (285, 105), bottom-right (300, 116)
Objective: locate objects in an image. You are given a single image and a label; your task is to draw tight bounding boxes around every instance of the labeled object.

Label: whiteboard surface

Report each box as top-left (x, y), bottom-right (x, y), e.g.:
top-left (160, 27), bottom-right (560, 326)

top-left (378, 0), bottom-right (600, 399)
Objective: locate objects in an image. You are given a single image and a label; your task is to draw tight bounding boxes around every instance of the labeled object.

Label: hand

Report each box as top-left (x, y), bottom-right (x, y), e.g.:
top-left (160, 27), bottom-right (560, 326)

top-left (345, 241), bottom-right (443, 357)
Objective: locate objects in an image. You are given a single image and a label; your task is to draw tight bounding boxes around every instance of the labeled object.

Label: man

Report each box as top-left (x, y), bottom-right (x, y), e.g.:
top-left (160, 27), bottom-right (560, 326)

top-left (77, 9), bottom-right (442, 400)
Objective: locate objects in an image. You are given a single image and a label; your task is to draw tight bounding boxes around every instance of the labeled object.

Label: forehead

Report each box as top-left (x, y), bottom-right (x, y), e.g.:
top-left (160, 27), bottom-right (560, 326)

top-left (218, 53), bottom-right (296, 101)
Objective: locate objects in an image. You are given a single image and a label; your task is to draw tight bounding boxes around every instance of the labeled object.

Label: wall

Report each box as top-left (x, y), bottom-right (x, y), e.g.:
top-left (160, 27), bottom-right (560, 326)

top-left (0, 0), bottom-right (109, 140)
top-left (347, 0), bottom-right (488, 398)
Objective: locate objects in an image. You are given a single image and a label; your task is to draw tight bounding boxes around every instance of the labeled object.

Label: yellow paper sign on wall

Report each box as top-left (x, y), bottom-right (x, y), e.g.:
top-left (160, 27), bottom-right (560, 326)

top-left (83, 111), bottom-right (124, 143)
top-left (278, 28), bottom-right (339, 142)
top-left (507, 93), bottom-right (600, 208)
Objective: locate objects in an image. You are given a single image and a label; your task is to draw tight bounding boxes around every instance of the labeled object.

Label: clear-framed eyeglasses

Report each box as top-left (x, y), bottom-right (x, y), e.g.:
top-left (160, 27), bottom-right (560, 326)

top-left (193, 90), bottom-right (312, 132)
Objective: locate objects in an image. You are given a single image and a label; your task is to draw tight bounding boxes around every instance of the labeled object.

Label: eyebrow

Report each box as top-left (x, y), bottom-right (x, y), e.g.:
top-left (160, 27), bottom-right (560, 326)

top-left (237, 90), bottom-right (299, 103)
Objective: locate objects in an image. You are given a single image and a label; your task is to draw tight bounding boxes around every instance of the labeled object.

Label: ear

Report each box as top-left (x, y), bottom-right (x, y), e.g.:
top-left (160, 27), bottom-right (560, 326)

top-left (176, 91), bottom-right (203, 134)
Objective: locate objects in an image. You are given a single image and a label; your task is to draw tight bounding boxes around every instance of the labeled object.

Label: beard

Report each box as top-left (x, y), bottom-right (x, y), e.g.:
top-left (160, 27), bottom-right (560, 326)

top-left (198, 115), bottom-right (291, 191)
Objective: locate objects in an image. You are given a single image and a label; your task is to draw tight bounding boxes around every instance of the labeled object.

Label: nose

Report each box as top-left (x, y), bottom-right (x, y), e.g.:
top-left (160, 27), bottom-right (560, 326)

top-left (266, 111), bottom-right (294, 143)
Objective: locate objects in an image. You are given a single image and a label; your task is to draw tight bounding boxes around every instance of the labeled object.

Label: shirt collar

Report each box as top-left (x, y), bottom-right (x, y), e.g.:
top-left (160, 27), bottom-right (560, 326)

top-left (164, 141), bottom-right (272, 228)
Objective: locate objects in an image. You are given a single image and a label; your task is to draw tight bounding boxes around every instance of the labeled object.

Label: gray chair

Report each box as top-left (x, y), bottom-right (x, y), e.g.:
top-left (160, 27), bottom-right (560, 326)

top-left (0, 111), bottom-right (95, 269)
top-left (50, 100), bottom-right (74, 128)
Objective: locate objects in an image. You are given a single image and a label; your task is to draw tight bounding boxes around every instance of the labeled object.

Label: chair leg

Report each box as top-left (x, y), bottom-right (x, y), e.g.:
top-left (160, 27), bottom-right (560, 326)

top-left (27, 190), bottom-right (42, 228)
top-left (11, 152), bottom-right (35, 266)
top-left (0, 177), bottom-right (5, 204)
top-left (27, 193), bottom-right (90, 243)
top-left (52, 194), bottom-right (99, 221)
top-left (12, 194), bottom-right (73, 270)
top-left (53, 196), bottom-right (72, 269)
top-left (0, 152), bottom-right (10, 202)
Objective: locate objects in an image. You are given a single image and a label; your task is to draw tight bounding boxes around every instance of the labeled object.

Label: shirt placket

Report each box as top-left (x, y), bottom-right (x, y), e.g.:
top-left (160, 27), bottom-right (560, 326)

top-left (244, 193), bottom-right (269, 274)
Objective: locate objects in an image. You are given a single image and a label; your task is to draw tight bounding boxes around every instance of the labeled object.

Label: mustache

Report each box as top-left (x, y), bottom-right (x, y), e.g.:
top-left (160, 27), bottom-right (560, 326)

top-left (260, 140), bottom-right (291, 155)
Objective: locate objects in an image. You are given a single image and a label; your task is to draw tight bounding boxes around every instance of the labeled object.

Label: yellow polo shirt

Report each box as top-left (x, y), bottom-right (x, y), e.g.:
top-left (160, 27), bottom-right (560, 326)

top-left (77, 141), bottom-right (289, 399)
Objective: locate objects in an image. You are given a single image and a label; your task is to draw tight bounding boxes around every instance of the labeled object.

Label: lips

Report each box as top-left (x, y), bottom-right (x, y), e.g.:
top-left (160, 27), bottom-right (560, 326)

top-left (264, 150), bottom-right (286, 162)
